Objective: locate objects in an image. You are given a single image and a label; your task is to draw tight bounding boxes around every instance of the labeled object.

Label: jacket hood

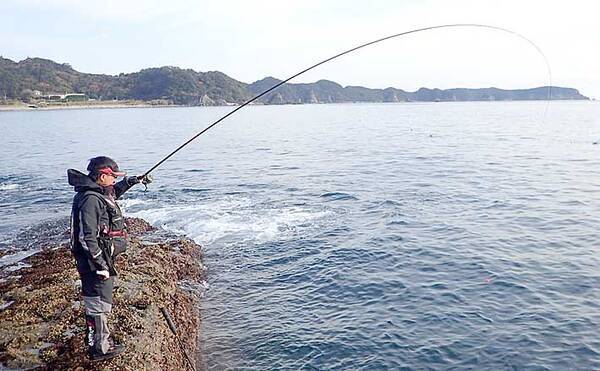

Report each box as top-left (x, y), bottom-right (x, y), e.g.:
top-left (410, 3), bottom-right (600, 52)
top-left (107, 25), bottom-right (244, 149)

top-left (67, 169), bottom-right (103, 193)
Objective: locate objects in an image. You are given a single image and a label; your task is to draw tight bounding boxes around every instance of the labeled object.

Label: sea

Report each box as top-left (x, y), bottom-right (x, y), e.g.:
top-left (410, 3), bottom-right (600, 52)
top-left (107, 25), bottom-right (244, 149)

top-left (1, 101), bottom-right (599, 370)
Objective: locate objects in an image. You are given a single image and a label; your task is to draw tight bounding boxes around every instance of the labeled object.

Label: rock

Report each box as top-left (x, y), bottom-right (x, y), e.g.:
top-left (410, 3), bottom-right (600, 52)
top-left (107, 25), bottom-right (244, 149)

top-left (0, 217), bottom-right (205, 370)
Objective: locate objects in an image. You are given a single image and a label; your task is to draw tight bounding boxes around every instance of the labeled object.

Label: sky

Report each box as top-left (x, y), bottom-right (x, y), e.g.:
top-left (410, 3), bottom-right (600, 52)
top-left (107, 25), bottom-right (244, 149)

top-left (1, 0), bottom-right (598, 98)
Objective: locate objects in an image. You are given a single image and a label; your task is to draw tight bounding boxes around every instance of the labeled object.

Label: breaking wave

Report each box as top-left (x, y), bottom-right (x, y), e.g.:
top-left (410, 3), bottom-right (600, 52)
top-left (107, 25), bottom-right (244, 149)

top-left (128, 195), bottom-right (336, 246)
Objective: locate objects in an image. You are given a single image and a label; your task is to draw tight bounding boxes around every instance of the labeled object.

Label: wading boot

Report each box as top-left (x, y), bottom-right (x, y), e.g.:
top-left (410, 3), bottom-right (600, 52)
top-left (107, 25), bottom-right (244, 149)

top-left (89, 343), bottom-right (126, 361)
top-left (86, 314), bottom-right (126, 361)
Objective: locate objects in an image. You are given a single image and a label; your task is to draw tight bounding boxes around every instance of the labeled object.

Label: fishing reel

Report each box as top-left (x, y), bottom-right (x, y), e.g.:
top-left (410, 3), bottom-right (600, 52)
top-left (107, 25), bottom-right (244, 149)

top-left (137, 174), bottom-right (154, 191)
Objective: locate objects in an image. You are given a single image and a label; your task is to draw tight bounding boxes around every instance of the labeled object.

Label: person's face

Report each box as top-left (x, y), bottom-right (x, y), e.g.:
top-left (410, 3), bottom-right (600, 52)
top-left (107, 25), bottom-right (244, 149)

top-left (97, 173), bottom-right (117, 187)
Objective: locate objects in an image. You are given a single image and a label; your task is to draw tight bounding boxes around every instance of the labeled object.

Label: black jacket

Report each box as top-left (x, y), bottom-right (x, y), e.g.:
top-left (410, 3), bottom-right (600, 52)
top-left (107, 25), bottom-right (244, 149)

top-left (67, 169), bottom-right (135, 275)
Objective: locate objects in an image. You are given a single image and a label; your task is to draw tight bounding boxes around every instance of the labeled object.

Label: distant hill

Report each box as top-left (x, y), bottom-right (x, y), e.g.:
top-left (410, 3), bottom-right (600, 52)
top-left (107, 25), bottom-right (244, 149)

top-left (248, 78), bottom-right (587, 103)
top-left (0, 57), bottom-right (251, 105)
top-left (0, 57), bottom-right (589, 105)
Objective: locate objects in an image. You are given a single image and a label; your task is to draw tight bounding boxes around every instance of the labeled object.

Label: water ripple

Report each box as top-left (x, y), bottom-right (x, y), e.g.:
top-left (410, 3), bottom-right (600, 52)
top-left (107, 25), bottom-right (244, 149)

top-left (2, 103), bottom-right (600, 369)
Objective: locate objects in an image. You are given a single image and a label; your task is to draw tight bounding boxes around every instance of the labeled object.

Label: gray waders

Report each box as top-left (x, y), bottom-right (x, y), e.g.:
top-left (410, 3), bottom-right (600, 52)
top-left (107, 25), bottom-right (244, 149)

top-left (81, 272), bottom-right (114, 355)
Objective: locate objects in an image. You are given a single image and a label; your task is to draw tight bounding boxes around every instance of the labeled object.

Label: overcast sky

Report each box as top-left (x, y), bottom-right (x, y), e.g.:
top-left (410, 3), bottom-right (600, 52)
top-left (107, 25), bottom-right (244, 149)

top-left (1, 0), bottom-right (598, 98)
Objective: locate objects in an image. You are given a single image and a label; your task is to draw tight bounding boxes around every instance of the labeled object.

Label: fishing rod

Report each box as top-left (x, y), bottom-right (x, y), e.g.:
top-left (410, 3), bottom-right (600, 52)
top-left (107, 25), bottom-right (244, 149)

top-left (160, 307), bottom-right (197, 371)
top-left (141, 23), bottom-right (551, 178)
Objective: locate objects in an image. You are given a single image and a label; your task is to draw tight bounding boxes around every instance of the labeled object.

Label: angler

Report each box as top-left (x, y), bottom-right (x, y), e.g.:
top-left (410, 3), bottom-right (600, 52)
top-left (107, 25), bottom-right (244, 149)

top-left (67, 156), bottom-right (152, 361)
top-left (59, 23), bottom-right (550, 365)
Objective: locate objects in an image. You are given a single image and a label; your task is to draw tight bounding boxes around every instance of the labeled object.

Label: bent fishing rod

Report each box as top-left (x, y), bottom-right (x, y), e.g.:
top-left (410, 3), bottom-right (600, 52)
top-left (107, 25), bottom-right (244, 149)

top-left (141, 23), bottom-right (551, 178)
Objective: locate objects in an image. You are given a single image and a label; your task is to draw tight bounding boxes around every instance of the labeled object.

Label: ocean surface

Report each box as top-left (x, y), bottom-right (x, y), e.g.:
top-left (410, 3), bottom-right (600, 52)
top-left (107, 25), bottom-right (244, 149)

top-left (1, 102), bottom-right (599, 370)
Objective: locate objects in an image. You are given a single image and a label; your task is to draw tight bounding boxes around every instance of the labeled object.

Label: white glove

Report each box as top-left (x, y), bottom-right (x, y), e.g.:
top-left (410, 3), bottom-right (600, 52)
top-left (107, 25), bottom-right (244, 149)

top-left (96, 270), bottom-right (110, 280)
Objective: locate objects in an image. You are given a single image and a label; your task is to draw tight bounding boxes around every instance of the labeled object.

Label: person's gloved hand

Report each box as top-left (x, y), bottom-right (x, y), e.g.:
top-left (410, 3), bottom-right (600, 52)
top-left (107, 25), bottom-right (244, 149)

top-left (96, 270), bottom-right (110, 280)
top-left (126, 176), bottom-right (141, 186)
top-left (137, 174), bottom-right (154, 185)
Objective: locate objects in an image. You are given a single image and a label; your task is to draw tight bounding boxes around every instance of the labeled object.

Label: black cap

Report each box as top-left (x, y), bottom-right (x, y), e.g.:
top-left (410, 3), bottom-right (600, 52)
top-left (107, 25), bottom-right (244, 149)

top-left (87, 156), bottom-right (127, 178)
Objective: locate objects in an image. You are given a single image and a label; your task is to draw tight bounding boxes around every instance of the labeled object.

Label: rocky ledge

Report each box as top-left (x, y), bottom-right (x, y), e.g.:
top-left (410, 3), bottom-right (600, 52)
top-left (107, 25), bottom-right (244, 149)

top-left (0, 217), bottom-right (205, 370)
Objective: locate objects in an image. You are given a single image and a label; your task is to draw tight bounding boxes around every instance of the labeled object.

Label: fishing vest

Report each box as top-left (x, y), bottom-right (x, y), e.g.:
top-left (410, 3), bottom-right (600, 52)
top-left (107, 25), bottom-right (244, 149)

top-left (71, 190), bottom-right (129, 275)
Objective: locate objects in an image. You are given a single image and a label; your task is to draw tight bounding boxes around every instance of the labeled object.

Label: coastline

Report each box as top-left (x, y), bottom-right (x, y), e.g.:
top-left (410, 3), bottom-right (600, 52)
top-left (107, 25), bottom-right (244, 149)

top-left (1, 99), bottom-right (596, 113)
top-left (0, 217), bottom-right (205, 370)
top-left (0, 102), bottom-right (182, 112)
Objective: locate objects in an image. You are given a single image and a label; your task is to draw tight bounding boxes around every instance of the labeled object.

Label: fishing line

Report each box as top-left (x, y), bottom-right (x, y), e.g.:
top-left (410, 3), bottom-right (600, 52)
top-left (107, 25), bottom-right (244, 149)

top-left (142, 23), bottom-right (552, 177)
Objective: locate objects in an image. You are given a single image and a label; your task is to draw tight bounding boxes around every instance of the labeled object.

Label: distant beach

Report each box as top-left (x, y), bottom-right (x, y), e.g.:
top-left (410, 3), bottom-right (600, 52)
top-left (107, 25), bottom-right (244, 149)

top-left (0, 101), bottom-right (179, 111)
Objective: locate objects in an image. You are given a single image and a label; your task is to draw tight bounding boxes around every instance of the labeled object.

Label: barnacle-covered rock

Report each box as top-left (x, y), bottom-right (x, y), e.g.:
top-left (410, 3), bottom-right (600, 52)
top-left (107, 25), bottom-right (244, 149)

top-left (0, 217), bottom-right (205, 370)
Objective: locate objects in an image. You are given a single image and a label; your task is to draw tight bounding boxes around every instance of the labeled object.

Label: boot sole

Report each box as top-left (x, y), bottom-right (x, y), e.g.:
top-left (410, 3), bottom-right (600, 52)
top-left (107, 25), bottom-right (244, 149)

top-left (89, 348), bottom-right (126, 362)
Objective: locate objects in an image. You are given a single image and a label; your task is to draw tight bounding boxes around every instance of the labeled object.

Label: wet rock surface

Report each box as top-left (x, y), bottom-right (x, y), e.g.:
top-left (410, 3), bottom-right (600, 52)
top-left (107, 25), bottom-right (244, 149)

top-left (0, 217), bottom-right (205, 370)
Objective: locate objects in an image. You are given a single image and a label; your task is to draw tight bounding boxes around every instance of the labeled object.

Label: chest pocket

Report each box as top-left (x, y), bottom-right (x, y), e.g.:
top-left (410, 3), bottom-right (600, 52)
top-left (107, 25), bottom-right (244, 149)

top-left (81, 191), bottom-right (128, 258)
top-left (102, 195), bottom-right (128, 257)
top-left (103, 196), bottom-right (125, 232)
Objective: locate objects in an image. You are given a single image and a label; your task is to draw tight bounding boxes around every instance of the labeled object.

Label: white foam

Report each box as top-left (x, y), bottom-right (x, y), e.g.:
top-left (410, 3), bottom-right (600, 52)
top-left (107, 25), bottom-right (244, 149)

top-left (129, 196), bottom-right (334, 247)
top-left (5, 262), bottom-right (32, 272)
top-left (0, 301), bottom-right (14, 311)
top-left (119, 198), bottom-right (148, 210)
top-left (0, 249), bottom-right (40, 268)
top-left (0, 183), bottom-right (19, 191)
